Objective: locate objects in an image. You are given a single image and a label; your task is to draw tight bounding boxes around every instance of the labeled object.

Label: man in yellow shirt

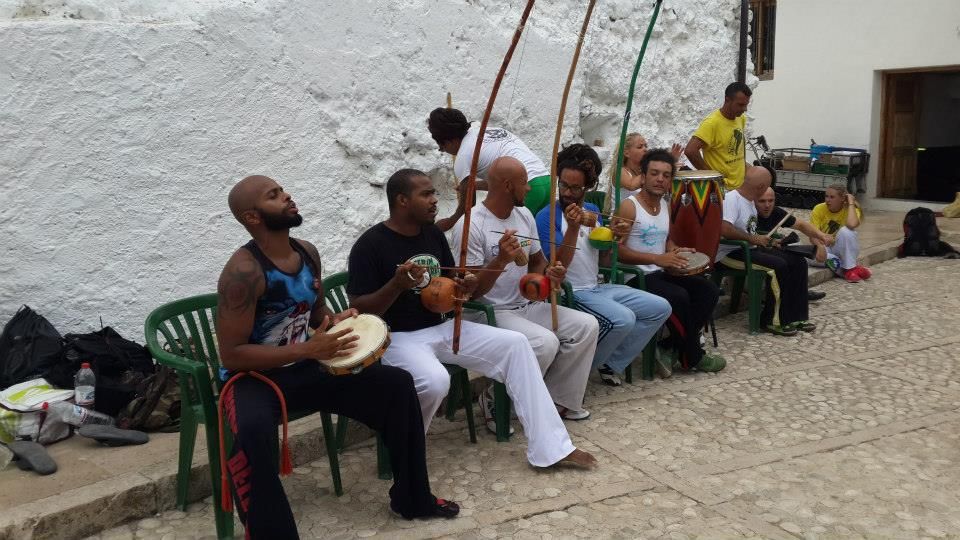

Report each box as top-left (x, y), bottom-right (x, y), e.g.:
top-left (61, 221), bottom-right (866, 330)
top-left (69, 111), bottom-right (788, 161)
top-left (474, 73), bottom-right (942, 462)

top-left (685, 82), bottom-right (751, 190)
top-left (810, 184), bottom-right (871, 283)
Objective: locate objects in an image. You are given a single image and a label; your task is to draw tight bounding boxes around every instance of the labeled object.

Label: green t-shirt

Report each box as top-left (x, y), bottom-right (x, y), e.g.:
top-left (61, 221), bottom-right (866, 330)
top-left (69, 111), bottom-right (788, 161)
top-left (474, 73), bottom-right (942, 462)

top-left (692, 109), bottom-right (747, 190)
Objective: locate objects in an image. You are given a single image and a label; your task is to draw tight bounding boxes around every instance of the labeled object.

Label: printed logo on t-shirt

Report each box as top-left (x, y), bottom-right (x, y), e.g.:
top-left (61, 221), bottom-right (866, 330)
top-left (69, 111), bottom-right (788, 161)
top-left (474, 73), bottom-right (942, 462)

top-left (406, 254), bottom-right (441, 289)
top-left (726, 128), bottom-right (744, 161)
top-left (746, 215), bottom-right (758, 235)
top-left (825, 220), bottom-right (841, 235)
top-left (483, 128), bottom-right (510, 141)
top-left (490, 239), bottom-right (530, 258)
top-left (638, 223), bottom-right (666, 247)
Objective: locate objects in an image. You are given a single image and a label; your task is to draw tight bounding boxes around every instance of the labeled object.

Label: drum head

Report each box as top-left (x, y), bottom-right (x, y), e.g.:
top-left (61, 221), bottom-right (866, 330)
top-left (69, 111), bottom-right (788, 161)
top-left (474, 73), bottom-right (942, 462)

top-left (680, 251), bottom-right (710, 269)
top-left (675, 170), bottom-right (723, 182)
top-left (324, 314), bottom-right (388, 369)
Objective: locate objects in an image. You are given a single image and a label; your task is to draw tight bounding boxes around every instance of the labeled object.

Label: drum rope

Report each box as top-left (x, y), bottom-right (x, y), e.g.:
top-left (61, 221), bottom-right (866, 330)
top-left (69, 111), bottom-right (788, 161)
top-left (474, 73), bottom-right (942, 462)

top-left (217, 371), bottom-right (293, 512)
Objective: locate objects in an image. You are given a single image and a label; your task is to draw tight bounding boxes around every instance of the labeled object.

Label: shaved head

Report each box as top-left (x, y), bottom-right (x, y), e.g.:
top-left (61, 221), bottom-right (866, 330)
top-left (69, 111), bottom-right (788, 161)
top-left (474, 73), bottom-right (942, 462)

top-left (229, 175), bottom-right (275, 222)
top-left (488, 156), bottom-right (527, 188)
top-left (740, 166), bottom-right (772, 201)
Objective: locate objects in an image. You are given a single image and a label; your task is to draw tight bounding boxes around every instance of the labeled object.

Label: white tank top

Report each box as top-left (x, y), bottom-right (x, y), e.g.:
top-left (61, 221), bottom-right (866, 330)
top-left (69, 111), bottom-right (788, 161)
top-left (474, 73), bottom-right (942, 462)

top-left (624, 196), bottom-right (670, 274)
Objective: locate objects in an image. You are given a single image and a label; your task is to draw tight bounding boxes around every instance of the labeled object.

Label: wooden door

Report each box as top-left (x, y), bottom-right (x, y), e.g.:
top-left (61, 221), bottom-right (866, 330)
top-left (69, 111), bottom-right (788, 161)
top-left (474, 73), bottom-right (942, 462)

top-left (880, 73), bottom-right (920, 198)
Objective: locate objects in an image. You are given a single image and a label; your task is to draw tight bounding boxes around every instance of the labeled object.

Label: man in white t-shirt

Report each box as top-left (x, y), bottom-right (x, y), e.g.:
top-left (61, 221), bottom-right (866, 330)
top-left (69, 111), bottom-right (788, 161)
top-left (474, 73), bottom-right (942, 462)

top-left (429, 108), bottom-right (552, 230)
top-left (450, 157), bottom-right (599, 424)
top-left (717, 166), bottom-right (814, 336)
top-left (536, 144), bottom-right (671, 387)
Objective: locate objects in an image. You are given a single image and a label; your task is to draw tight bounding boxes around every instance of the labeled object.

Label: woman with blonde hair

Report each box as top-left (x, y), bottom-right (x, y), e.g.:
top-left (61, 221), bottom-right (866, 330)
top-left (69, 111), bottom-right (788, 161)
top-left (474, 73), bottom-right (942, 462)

top-left (604, 133), bottom-right (683, 214)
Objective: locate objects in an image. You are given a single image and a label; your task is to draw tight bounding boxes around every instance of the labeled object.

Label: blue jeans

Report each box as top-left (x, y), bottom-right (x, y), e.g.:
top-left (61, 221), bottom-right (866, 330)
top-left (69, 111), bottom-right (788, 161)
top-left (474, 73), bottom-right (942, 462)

top-left (572, 284), bottom-right (671, 374)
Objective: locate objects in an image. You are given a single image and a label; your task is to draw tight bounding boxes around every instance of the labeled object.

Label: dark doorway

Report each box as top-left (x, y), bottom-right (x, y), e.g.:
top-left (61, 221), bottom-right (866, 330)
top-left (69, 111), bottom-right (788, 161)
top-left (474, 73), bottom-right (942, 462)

top-left (880, 67), bottom-right (960, 202)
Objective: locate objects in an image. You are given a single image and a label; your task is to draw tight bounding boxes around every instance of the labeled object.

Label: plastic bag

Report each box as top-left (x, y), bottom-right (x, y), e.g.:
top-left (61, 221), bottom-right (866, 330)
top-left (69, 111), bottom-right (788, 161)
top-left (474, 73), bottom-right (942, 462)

top-left (0, 306), bottom-right (64, 390)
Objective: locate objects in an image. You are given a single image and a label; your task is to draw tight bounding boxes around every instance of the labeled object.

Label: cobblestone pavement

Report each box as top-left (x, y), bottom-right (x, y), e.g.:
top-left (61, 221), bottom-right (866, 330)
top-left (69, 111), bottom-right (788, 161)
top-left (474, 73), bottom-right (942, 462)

top-left (91, 257), bottom-right (960, 539)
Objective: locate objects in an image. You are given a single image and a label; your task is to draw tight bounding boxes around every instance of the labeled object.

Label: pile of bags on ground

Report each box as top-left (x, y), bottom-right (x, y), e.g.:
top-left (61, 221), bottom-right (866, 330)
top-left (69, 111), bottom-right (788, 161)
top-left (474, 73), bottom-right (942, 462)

top-left (0, 306), bottom-right (180, 475)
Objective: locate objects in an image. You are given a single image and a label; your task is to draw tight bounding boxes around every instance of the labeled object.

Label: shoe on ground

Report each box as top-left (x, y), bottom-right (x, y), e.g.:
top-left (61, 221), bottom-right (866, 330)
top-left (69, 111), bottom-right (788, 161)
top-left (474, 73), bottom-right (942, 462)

top-left (655, 346), bottom-right (673, 378)
top-left (391, 497), bottom-right (460, 519)
top-left (854, 265), bottom-right (872, 280)
top-left (790, 321), bottom-right (817, 332)
top-left (695, 353), bottom-right (726, 372)
top-left (597, 364), bottom-right (622, 387)
top-left (807, 290), bottom-right (827, 301)
top-left (558, 406), bottom-right (591, 421)
top-left (479, 387), bottom-right (514, 436)
top-left (765, 324), bottom-right (798, 336)
top-left (844, 268), bottom-right (862, 283)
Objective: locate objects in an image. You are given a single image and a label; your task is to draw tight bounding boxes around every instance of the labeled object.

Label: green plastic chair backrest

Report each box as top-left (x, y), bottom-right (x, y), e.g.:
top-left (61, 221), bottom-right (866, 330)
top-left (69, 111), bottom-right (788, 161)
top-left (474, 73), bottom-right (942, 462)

top-left (322, 272), bottom-right (351, 313)
top-left (144, 293), bottom-right (222, 383)
top-left (585, 190), bottom-right (606, 212)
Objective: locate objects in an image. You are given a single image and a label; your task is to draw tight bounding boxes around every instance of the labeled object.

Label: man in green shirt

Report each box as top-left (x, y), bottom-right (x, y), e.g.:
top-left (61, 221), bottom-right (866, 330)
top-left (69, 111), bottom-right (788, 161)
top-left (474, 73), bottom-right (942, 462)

top-left (685, 82), bottom-right (751, 190)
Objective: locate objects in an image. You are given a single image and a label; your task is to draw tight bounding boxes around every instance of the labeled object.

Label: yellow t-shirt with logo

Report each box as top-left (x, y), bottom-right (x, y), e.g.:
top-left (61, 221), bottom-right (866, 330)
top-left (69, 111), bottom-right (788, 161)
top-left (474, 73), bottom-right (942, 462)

top-left (692, 109), bottom-right (747, 190)
top-left (810, 202), bottom-right (862, 234)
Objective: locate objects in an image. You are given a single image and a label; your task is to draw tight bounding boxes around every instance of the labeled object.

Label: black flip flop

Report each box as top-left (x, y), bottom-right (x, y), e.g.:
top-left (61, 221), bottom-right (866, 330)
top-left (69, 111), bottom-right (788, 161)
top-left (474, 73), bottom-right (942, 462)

top-left (6, 441), bottom-right (57, 475)
top-left (78, 425), bottom-right (149, 447)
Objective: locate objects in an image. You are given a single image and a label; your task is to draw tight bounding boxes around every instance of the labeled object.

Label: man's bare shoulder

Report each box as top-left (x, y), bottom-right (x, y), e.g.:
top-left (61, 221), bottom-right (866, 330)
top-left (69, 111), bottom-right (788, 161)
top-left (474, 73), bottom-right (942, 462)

top-left (217, 247), bottom-right (264, 315)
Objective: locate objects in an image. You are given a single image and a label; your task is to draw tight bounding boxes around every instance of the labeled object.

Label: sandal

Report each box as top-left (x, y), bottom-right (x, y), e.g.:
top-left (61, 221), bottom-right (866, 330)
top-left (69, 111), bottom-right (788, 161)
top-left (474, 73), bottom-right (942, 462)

top-left (6, 441), bottom-right (57, 475)
top-left (78, 424), bottom-right (149, 446)
top-left (790, 321), bottom-right (817, 333)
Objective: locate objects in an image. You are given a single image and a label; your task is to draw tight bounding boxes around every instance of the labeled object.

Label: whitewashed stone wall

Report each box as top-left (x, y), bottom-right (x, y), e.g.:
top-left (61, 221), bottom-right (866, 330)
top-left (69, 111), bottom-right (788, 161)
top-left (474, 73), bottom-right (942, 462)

top-left (0, 0), bottom-right (741, 338)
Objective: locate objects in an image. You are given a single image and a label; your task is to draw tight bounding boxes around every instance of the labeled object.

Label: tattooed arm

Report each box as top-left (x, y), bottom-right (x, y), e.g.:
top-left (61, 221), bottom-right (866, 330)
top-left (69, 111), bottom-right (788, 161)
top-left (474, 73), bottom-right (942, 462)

top-left (215, 248), bottom-right (358, 372)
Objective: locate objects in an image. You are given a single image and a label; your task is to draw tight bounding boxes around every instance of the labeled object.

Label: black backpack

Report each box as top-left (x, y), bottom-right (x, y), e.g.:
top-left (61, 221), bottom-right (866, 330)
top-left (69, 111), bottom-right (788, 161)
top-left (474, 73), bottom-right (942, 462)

top-left (0, 306), bottom-right (64, 390)
top-left (898, 207), bottom-right (958, 258)
top-left (48, 327), bottom-right (157, 417)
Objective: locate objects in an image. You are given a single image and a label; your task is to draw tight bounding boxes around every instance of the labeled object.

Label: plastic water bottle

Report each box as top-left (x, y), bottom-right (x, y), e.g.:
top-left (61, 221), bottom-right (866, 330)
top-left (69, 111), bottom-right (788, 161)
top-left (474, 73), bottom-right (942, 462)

top-left (44, 401), bottom-right (114, 427)
top-left (74, 362), bottom-right (96, 408)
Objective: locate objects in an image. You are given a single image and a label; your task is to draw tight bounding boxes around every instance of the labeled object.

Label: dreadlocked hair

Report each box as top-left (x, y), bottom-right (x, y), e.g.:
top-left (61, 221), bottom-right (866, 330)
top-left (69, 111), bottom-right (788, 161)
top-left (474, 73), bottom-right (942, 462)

top-left (428, 107), bottom-right (471, 145)
top-left (557, 143), bottom-right (602, 190)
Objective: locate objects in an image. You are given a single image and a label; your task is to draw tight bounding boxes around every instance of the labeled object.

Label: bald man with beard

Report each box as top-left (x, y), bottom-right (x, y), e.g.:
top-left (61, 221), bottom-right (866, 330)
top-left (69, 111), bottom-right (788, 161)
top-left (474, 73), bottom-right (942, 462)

top-left (216, 175), bottom-right (458, 538)
top-left (451, 157), bottom-right (599, 425)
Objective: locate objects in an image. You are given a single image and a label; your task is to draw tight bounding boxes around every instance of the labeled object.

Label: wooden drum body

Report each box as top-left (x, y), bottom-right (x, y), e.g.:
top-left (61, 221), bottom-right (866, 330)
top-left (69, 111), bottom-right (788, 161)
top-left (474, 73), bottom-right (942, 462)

top-left (320, 314), bottom-right (390, 376)
top-left (670, 170), bottom-right (724, 265)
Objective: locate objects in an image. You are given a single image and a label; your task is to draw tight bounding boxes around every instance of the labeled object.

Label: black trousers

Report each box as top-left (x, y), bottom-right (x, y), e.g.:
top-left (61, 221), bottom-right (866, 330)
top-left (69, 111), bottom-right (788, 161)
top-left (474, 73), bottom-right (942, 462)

top-left (222, 362), bottom-right (434, 539)
top-left (725, 248), bottom-right (809, 327)
top-left (643, 272), bottom-right (720, 368)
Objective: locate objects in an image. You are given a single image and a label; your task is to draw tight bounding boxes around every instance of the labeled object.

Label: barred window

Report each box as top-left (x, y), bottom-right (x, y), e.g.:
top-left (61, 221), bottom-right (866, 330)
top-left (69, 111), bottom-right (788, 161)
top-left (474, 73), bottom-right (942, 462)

top-left (750, 0), bottom-right (776, 79)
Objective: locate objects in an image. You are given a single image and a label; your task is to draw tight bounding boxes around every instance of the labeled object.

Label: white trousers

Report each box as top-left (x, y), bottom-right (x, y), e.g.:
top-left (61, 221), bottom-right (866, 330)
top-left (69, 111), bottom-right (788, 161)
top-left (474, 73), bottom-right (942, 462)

top-left (827, 227), bottom-right (861, 271)
top-left (472, 302), bottom-right (598, 412)
top-left (381, 319), bottom-right (575, 467)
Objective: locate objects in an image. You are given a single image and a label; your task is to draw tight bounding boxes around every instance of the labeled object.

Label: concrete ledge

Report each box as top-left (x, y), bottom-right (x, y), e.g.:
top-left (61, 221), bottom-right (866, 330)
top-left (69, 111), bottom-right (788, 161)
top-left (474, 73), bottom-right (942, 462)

top-left (0, 416), bottom-right (377, 540)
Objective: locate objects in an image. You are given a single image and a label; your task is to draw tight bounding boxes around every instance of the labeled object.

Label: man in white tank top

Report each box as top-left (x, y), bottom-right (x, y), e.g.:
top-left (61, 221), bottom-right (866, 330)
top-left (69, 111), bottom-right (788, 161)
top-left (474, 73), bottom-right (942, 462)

top-left (537, 144), bottom-right (670, 387)
top-left (615, 149), bottom-right (727, 373)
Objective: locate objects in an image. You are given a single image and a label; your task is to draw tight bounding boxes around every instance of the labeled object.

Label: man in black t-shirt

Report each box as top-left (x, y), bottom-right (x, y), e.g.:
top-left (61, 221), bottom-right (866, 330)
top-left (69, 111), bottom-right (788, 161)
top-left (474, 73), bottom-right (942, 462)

top-left (348, 169), bottom-right (596, 469)
top-left (754, 187), bottom-right (832, 301)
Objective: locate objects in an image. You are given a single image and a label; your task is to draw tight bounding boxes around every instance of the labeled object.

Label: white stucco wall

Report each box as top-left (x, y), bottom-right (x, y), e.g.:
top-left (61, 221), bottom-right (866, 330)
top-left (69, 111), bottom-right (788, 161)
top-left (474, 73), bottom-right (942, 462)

top-left (748, 0), bottom-right (960, 209)
top-left (0, 0), bottom-right (741, 339)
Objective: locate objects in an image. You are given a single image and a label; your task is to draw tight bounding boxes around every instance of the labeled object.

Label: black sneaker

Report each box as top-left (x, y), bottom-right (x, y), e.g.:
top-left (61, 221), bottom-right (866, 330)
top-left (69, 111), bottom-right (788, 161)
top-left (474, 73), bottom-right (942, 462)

top-left (597, 364), bottom-right (622, 386)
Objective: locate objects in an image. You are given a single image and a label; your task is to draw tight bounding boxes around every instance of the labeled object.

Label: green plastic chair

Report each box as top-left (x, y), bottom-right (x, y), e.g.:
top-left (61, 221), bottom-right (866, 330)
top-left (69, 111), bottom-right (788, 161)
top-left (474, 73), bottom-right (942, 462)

top-left (712, 239), bottom-right (764, 333)
top-left (144, 293), bottom-right (387, 540)
top-left (321, 272), bottom-right (478, 448)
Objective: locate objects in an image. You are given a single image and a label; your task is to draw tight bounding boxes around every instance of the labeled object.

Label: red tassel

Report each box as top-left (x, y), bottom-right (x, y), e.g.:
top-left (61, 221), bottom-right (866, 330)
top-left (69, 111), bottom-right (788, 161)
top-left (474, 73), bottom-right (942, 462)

top-left (280, 441), bottom-right (293, 476)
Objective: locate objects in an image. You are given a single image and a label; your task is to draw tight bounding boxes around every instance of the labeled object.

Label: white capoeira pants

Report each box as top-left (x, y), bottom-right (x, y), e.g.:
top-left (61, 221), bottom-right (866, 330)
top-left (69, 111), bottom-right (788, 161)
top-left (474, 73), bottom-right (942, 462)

top-left (381, 319), bottom-right (575, 467)
top-left (469, 301), bottom-right (598, 413)
top-left (826, 226), bottom-right (860, 273)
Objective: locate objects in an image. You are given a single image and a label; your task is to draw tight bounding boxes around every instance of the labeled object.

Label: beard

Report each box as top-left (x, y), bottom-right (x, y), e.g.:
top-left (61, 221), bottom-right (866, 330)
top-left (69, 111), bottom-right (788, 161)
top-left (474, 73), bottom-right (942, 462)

top-left (260, 210), bottom-right (303, 231)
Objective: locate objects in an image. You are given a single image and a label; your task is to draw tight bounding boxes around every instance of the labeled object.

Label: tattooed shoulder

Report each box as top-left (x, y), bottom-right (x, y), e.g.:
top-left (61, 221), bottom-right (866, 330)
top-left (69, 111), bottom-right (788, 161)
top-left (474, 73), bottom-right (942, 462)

top-left (217, 251), bottom-right (263, 314)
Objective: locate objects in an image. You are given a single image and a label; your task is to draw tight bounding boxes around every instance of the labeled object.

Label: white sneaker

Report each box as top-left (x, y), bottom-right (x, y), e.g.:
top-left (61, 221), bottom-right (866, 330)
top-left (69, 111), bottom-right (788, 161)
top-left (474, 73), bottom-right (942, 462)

top-left (479, 387), bottom-right (514, 436)
top-left (559, 407), bottom-right (591, 421)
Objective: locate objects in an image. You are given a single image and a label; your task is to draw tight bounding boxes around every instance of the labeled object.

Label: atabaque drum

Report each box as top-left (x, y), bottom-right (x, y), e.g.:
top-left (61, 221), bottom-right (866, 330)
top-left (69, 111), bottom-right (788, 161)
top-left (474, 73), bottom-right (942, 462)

top-left (669, 170), bottom-right (724, 265)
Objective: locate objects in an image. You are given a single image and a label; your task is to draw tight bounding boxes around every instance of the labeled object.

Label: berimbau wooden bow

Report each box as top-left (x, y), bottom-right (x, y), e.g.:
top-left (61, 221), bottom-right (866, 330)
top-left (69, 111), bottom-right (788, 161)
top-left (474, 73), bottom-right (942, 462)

top-left (547, 0), bottom-right (597, 331)
top-left (609, 0), bottom-right (664, 285)
top-left (453, 0), bottom-right (536, 354)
